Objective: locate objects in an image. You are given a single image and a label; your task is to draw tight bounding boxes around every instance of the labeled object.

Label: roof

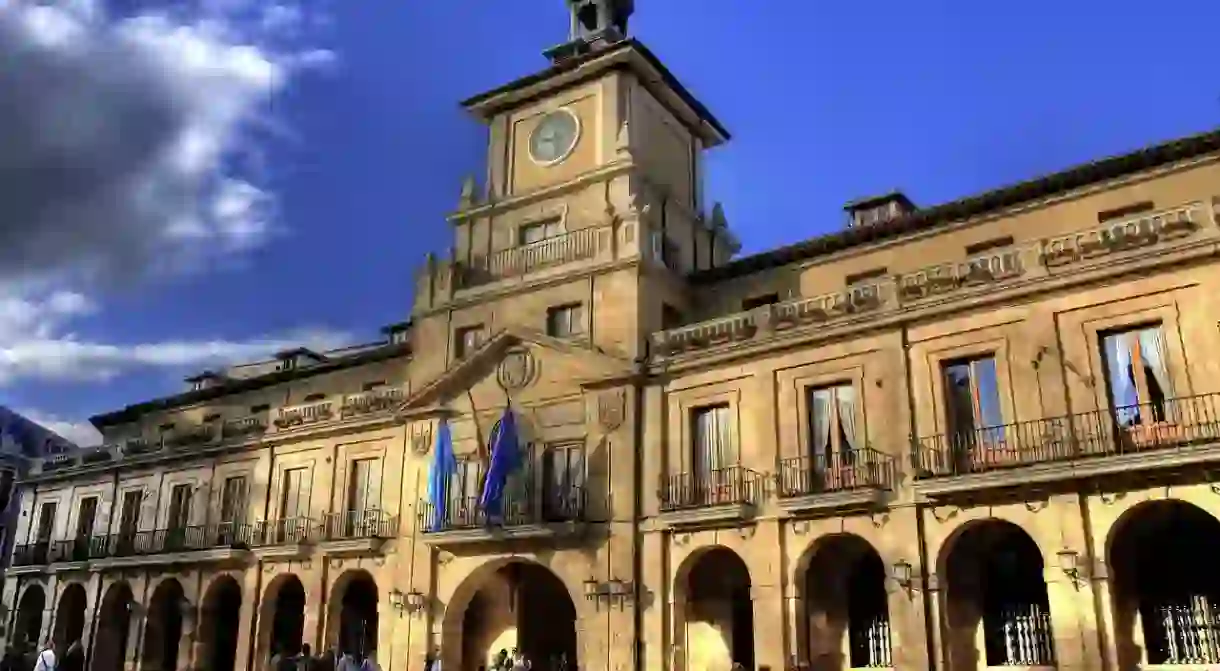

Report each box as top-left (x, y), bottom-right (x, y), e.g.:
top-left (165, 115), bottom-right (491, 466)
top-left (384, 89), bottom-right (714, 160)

top-left (0, 407), bottom-right (79, 458)
top-left (693, 126), bottom-right (1220, 284)
top-left (89, 341), bottom-right (411, 429)
top-left (460, 38), bottom-right (730, 143)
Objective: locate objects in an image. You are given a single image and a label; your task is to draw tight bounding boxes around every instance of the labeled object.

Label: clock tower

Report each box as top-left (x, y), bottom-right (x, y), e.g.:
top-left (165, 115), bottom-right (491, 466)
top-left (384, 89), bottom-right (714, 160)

top-left (412, 1), bottom-right (739, 369)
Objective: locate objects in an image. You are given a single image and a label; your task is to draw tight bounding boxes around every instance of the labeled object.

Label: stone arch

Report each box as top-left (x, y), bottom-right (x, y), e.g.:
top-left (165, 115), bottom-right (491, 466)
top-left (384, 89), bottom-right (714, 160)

top-left (326, 570), bottom-right (378, 658)
top-left (673, 545), bottom-right (754, 671)
top-left (440, 558), bottom-right (580, 671)
top-left (141, 578), bottom-right (187, 671)
top-left (14, 583), bottom-right (46, 648)
top-left (939, 518), bottom-right (1056, 670)
top-left (1106, 498), bottom-right (1220, 667)
top-left (198, 575), bottom-right (243, 671)
top-left (793, 534), bottom-right (891, 670)
top-left (258, 573), bottom-right (307, 660)
top-left (91, 582), bottom-right (134, 671)
top-left (53, 582), bottom-right (89, 648)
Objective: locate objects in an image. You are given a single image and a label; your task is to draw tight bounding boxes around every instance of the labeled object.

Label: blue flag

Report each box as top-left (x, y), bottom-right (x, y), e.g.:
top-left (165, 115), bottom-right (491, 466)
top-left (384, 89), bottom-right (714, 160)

top-left (479, 408), bottom-right (521, 522)
top-left (426, 420), bottom-right (457, 532)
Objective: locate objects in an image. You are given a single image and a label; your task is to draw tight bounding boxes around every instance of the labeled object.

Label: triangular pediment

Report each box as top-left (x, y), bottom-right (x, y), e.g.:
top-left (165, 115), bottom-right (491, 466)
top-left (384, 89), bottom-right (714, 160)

top-left (398, 326), bottom-right (633, 417)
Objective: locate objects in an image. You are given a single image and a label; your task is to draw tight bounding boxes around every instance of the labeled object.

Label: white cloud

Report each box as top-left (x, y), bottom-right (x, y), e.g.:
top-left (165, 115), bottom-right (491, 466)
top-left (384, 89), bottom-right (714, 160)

top-left (9, 409), bottom-right (103, 448)
top-left (0, 2), bottom-right (350, 399)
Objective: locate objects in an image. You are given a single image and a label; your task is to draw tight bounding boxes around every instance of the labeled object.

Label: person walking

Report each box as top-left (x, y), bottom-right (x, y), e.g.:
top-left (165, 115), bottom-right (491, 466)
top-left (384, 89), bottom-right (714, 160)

top-left (31, 638), bottom-right (55, 671)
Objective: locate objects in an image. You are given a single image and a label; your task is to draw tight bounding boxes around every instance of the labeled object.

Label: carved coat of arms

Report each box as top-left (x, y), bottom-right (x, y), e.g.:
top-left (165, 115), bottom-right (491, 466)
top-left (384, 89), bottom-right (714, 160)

top-left (597, 389), bottom-right (626, 432)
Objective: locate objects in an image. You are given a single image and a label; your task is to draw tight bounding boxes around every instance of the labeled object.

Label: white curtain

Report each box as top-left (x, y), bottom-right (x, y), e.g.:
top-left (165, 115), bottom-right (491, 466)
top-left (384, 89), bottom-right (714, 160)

top-left (810, 389), bottom-right (833, 466)
top-left (1103, 333), bottom-right (1138, 425)
top-left (836, 385), bottom-right (860, 455)
top-left (1137, 327), bottom-right (1174, 398)
top-left (694, 406), bottom-right (733, 475)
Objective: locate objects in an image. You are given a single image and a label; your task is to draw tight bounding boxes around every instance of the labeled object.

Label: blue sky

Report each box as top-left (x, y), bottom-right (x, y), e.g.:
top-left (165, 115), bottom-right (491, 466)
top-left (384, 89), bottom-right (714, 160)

top-left (2, 0), bottom-right (1217, 445)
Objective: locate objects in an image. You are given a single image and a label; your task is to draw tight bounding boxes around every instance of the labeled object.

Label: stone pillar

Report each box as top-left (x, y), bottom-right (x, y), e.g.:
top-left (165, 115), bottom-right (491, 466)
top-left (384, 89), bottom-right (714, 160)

top-left (923, 575), bottom-right (944, 671)
top-left (305, 568), bottom-right (328, 651)
top-left (180, 607), bottom-right (199, 671)
top-left (750, 585), bottom-right (785, 671)
top-left (886, 579), bottom-right (931, 671)
top-left (234, 568), bottom-right (262, 671)
top-left (782, 590), bottom-right (802, 669)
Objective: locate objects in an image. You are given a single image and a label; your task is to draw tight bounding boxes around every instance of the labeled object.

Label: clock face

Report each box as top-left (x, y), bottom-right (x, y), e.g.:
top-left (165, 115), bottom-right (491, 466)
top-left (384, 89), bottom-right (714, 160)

top-left (528, 109), bottom-right (580, 165)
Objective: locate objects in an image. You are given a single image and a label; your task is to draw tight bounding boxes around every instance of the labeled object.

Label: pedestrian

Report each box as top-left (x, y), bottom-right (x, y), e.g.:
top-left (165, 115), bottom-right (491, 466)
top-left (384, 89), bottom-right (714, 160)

top-left (297, 644), bottom-right (315, 671)
top-left (32, 637), bottom-right (55, 671)
top-left (57, 641), bottom-right (83, 671)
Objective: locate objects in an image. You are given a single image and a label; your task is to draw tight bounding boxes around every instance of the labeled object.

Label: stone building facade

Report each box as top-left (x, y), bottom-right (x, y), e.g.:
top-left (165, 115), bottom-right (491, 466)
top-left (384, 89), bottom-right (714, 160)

top-left (8, 5), bottom-right (1220, 671)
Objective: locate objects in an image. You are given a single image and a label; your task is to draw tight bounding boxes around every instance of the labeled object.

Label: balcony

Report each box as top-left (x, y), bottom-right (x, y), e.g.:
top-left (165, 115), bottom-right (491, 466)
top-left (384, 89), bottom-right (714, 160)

top-left (49, 538), bottom-right (93, 564)
top-left (458, 226), bottom-right (606, 288)
top-left (912, 392), bottom-right (1220, 497)
top-left (10, 542), bottom-right (50, 569)
top-left (164, 424), bottom-right (215, 450)
top-left (88, 524), bottom-right (252, 569)
top-left (248, 517), bottom-right (317, 560)
top-left (274, 400), bottom-right (334, 429)
top-left (777, 448), bottom-right (896, 515)
top-left (221, 415), bottom-right (268, 440)
top-left (419, 486), bottom-right (586, 548)
top-left (657, 466), bottom-right (763, 528)
top-left (340, 387), bottom-right (404, 418)
top-left (316, 508), bottom-right (396, 555)
top-left (652, 201), bottom-right (1212, 359)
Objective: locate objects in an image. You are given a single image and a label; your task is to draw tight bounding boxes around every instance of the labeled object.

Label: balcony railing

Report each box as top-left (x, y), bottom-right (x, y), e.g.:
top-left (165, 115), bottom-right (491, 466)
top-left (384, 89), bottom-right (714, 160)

top-left (11, 542), bottom-right (50, 567)
top-left (274, 401), bottom-right (334, 429)
top-left (319, 509), bottom-right (396, 541)
top-left (417, 485), bottom-right (586, 533)
top-left (459, 226), bottom-right (604, 287)
top-left (778, 448), bottom-right (896, 497)
top-left (659, 466), bottom-right (762, 511)
top-left (340, 387), bottom-right (403, 418)
top-left (88, 523), bottom-right (251, 558)
top-left (652, 201), bottom-right (1210, 358)
top-left (50, 538), bottom-right (93, 563)
top-left (913, 392), bottom-right (1220, 478)
top-left (250, 517), bottom-right (316, 546)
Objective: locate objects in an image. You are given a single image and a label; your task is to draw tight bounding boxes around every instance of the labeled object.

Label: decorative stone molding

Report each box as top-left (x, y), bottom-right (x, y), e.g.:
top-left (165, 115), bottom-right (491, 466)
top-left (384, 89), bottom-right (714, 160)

top-left (597, 390), bottom-right (626, 432)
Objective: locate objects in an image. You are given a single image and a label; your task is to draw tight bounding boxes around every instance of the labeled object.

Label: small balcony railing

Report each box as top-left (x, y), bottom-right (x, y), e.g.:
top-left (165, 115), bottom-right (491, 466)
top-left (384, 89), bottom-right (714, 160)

top-left (89, 523), bottom-right (250, 557)
top-left (250, 517), bottom-right (316, 545)
top-left (417, 485), bottom-right (586, 533)
top-left (778, 448), bottom-right (895, 498)
top-left (914, 392), bottom-right (1220, 478)
top-left (11, 542), bottom-right (50, 567)
top-left (458, 226), bottom-right (603, 287)
top-left (50, 538), bottom-right (93, 563)
top-left (319, 509), bottom-right (396, 541)
top-left (659, 466), bottom-right (762, 511)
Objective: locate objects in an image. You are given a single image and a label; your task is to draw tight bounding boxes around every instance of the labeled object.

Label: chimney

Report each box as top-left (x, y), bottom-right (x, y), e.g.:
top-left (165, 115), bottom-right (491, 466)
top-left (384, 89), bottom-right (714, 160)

top-left (844, 191), bottom-right (916, 229)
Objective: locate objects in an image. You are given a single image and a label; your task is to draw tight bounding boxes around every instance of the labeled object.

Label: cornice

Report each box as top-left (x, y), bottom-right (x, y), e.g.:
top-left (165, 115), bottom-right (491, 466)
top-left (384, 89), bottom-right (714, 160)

top-left (448, 160), bottom-right (634, 223)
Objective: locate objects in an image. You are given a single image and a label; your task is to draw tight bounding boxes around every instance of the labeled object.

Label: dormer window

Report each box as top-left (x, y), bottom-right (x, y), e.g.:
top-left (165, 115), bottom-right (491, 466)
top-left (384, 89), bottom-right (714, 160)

top-left (275, 348), bottom-right (327, 372)
top-left (519, 219), bottom-right (562, 246)
top-left (380, 321), bottom-right (411, 346)
top-left (844, 192), bottom-right (916, 229)
top-left (185, 371), bottom-right (226, 393)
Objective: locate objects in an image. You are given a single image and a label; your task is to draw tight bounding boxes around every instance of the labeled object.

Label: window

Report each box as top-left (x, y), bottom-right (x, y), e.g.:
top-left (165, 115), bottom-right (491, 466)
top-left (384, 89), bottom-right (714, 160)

top-left (519, 219), bottom-right (562, 245)
top-left (446, 460), bottom-right (485, 525)
top-left (35, 502), bottom-right (57, 541)
top-left (250, 404), bottom-right (270, 414)
top-left (542, 444), bottom-right (584, 520)
top-left (303, 393), bottom-right (325, 402)
top-left (118, 491), bottom-right (142, 536)
top-left (347, 459), bottom-right (381, 513)
top-left (741, 294), bottom-right (779, 311)
top-left (845, 267), bottom-right (889, 286)
top-left (1101, 324), bottom-right (1173, 425)
top-left (455, 325), bottom-right (484, 359)
top-left (1097, 201), bottom-right (1154, 223)
top-left (281, 468), bottom-right (309, 520)
top-left (691, 404), bottom-right (735, 477)
top-left (661, 304), bottom-right (683, 330)
top-left (362, 381), bottom-right (386, 392)
top-left (943, 356), bottom-right (1004, 447)
top-left (75, 497), bottom-right (98, 539)
top-left (167, 484), bottom-right (192, 530)
top-left (546, 304), bottom-right (584, 337)
top-left (203, 413), bottom-right (221, 423)
top-left (219, 476), bottom-right (247, 523)
top-left (0, 469), bottom-right (15, 513)
top-left (806, 383), bottom-right (861, 466)
top-left (965, 237), bottom-right (1014, 256)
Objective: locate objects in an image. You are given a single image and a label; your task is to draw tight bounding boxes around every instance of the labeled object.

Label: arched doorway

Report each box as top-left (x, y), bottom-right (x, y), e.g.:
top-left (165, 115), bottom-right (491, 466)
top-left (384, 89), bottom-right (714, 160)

top-left (796, 534), bottom-right (891, 670)
top-left (941, 520), bottom-right (1055, 670)
top-left (91, 582), bottom-right (134, 671)
top-left (678, 547), bottom-right (755, 671)
top-left (53, 583), bottom-right (88, 648)
top-left (444, 561), bottom-right (578, 671)
top-left (141, 579), bottom-right (187, 671)
top-left (259, 574), bottom-right (306, 660)
top-left (199, 577), bottom-right (242, 671)
top-left (13, 585), bottom-right (46, 648)
top-left (1109, 500), bottom-right (1220, 666)
top-left (328, 571), bottom-right (378, 658)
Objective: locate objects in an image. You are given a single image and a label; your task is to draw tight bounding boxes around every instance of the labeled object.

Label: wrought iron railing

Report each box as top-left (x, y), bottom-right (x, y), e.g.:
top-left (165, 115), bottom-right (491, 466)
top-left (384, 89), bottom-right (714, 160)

top-left (320, 508), bottom-right (396, 541)
top-left (849, 615), bottom-right (893, 668)
top-left (86, 523), bottom-right (251, 557)
top-left (984, 604), bottom-right (1056, 667)
top-left (417, 484), bottom-right (585, 533)
top-left (11, 542), bottom-right (50, 567)
top-left (1145, 596), bottom-right (1220, 665)
top-left (250, 517), bottom-right (316, 545)
top-left (658, 466), bottom-right (762, 511)
top-left (778, 448), bottom-right (895, 497)
top-left (913, 392), bottom-right (1220, 478)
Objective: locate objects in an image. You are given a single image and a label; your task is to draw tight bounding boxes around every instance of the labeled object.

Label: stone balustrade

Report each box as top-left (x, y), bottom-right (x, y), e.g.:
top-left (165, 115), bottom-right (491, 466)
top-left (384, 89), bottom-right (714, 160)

top-left (653, 201), bottom-right (1212, 357)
